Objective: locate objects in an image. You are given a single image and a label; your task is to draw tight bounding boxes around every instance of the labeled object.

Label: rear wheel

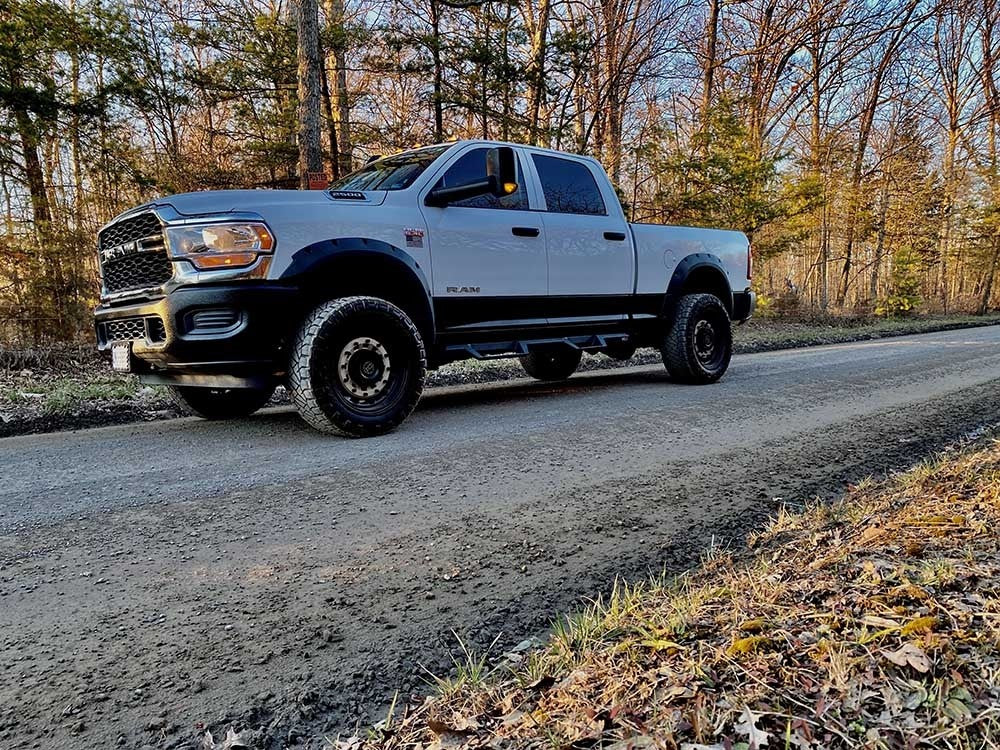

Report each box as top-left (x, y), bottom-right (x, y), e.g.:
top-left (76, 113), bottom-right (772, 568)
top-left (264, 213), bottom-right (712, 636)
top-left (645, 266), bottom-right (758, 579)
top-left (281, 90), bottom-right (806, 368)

top-left (289, 296), bottom-right (426, 437)
top-left (661, 293), bottom-right (732, 384)
top-left (519, 347), bottom-right (583, 381)
top-left (169, 385), bottom-right (274, 420)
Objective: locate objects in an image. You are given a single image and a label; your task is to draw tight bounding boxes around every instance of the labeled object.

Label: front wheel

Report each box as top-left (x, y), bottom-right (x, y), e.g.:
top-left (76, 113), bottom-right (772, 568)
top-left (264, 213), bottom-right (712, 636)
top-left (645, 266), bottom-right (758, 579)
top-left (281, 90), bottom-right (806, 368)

top-left (288, 296), bottom-right (426, 437)
top-left (169, 385), bottom-right (274, 420)
top-left (519, 348), bottom-right (583, 381)
top-left (661, 293), bottom-right (732, 384)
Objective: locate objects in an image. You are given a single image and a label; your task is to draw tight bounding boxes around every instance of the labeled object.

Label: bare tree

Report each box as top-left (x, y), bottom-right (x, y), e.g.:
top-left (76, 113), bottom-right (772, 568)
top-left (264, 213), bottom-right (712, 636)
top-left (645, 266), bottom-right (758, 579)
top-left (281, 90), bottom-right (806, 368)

top-left (295, 0), bottom-right (325, 187)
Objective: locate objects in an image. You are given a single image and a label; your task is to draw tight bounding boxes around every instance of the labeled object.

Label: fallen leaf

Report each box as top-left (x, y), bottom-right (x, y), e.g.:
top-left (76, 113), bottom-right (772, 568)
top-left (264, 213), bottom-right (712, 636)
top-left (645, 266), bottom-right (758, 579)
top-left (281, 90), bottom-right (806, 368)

top-left (427, 717), bottom-right (477, 735)
top-left (640, 638), bottom-right (683, 653)
top-left (734, 706), bottom-right (771, 749)
top-left (202, 727), bottom-right (250, 750)
top-left (883, 643), bottom-right (931, 673)
top-left (527, 675), bottom-right (556, 691)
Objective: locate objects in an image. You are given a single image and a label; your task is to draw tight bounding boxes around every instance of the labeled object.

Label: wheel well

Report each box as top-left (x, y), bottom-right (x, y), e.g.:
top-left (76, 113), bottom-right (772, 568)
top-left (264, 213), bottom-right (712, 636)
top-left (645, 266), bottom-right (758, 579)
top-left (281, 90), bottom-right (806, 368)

top-left (669, 264), bottom-right (733, 316)
top-left (295, 253), bottom-right (434, 343)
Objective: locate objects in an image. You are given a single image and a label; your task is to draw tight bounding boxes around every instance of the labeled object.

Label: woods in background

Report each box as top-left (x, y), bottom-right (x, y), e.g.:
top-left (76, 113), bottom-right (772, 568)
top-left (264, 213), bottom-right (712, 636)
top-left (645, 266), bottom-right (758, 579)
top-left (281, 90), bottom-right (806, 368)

top-left (3, 0), bottom-right (1000, 343)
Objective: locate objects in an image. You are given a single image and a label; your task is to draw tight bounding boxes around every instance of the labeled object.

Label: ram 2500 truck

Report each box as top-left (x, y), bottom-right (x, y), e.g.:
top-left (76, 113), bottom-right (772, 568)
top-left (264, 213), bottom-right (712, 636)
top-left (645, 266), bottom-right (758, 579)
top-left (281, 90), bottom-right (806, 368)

top-left (94, 140), bottom-right (755, 437)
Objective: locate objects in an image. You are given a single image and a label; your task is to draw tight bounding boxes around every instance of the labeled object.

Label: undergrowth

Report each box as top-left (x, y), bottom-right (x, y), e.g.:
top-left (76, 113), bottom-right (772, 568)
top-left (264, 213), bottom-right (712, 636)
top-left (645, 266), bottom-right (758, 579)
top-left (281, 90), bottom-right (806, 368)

top-left (342, 441), bottom-right (1000, 749)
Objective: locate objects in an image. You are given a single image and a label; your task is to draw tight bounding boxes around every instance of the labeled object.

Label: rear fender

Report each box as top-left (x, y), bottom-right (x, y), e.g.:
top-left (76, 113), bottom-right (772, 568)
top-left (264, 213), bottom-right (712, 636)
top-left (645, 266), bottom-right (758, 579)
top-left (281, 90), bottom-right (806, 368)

top-left (663, 254), bottom-right (733, 318)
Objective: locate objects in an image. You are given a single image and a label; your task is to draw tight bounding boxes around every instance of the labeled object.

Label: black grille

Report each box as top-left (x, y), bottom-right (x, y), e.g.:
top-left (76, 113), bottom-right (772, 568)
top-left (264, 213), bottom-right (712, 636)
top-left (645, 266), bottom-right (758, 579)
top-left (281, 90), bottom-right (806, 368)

top-left (102, 316), bottom-right (165, 344)
top-left (102, 252), bottom-right (174, 293)
top-left (100, 212), bottom-right (161, 248)
top-left (105, 318), bottom-right (147, 342)
top-left (98, 212), bottom-right (172, 294)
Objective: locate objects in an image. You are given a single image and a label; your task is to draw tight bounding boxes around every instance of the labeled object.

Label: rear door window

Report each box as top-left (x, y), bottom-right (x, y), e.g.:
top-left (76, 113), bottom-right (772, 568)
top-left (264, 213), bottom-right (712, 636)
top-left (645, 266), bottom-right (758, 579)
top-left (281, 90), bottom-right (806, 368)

top-left (531, 154), bottom-right (607, 215)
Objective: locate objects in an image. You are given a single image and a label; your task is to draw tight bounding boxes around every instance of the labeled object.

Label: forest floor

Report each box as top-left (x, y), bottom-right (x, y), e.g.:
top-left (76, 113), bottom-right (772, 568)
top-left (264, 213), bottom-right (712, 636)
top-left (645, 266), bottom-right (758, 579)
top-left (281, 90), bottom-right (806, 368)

top-left (2, 312), bottom-right (999, 438)
top-left (344, 438), bottom-right (1000, 750)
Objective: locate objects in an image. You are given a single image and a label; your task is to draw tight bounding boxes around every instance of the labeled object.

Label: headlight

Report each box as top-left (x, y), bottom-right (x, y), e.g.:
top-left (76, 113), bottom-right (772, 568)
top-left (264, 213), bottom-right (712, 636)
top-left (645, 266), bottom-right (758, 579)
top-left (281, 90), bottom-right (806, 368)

top-left (165, 222), bottom-right (274, 270)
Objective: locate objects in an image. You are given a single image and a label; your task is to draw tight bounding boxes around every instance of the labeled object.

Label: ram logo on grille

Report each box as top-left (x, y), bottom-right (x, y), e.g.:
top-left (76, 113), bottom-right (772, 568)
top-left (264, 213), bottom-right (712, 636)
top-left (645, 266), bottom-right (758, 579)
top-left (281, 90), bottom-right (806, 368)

top-left (100, 239), bottom-right (143, 263)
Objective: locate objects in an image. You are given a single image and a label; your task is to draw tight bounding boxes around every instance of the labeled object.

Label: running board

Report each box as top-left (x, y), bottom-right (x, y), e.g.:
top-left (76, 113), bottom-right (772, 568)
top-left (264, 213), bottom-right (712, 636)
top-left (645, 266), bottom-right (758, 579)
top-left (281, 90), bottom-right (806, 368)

top-left (445, 333), bottom-right (632, 361)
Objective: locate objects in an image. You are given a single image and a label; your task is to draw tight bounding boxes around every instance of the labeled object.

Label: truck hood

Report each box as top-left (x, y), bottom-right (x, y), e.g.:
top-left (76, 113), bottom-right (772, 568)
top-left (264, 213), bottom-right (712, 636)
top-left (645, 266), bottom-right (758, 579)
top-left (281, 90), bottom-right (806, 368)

top-left (150, 188), bottom-right (387, 218)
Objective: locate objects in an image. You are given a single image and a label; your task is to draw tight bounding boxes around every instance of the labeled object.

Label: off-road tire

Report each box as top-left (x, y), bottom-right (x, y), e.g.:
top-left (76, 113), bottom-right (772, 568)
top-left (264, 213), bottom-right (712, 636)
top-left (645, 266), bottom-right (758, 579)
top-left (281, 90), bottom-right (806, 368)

top-left (661, 293), bottom-right (732, 384)
top-left (168, 385), bottom-right (274, 420)
top-left (289, 296), bottom-right (426, 437)
top-left (519, 348), bottom-right (583, 381)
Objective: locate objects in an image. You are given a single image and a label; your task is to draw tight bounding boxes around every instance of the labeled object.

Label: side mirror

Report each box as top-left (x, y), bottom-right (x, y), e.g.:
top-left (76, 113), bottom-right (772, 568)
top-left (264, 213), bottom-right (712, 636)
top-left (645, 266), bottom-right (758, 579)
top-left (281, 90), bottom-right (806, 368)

top-left (486, 146), bottom-right (518, 197)
top-left (425, 146), bottom-right (519, 207)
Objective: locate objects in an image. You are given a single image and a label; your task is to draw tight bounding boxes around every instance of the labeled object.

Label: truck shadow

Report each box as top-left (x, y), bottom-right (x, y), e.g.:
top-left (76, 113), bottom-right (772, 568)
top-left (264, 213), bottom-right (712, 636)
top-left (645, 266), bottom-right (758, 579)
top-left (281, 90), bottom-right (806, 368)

top-left (418, 366), bottom-right (674, 411)
top-left (246, 366), bottom-right (675, 432)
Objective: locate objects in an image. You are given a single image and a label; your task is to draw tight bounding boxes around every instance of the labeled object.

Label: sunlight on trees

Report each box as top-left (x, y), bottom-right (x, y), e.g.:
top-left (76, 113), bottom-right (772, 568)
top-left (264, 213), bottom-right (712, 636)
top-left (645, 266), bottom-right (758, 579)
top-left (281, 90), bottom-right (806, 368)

top-left (3, 0), bottom-right (1000, 342)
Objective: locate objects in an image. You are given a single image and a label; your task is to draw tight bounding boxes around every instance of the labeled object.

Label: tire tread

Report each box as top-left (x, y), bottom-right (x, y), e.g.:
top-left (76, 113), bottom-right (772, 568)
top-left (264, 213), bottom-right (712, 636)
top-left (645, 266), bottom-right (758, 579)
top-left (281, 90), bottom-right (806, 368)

top-left (661, 293), bottom-right (732, 384)
top-left (288, 296), bottom-right (426, 437)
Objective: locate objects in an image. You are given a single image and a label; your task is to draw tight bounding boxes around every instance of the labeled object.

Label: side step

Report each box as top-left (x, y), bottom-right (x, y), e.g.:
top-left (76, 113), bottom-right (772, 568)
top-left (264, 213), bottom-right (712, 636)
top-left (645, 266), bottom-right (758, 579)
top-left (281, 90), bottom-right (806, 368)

top-left (445, 333), bottom-right (632, 361)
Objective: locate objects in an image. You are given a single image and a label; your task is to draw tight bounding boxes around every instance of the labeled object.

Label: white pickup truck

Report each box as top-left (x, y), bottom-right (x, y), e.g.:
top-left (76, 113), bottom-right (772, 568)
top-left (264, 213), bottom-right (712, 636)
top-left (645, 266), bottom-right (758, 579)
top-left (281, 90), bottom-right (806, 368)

top-left (93, 140), bottom-right (755, 436)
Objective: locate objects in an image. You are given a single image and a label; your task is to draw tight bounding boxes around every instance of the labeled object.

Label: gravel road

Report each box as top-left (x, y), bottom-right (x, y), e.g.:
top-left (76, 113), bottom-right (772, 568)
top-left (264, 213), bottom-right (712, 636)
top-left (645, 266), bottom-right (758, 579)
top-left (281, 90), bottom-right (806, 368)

top-left (3, 326), bottom-right (1000, 749)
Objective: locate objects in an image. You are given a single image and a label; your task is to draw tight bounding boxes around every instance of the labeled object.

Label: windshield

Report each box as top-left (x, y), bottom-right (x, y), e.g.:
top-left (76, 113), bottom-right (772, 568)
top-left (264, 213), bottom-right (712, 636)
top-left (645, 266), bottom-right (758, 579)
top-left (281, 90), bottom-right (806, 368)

top-left (330, 145), bottom-right (452, 191)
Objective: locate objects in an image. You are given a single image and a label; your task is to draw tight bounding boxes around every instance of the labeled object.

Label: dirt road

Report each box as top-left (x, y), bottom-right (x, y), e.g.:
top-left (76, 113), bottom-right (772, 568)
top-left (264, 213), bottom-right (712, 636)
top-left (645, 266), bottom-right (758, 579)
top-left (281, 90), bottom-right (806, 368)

top-left (3, 327), bottom-right (1000, 749)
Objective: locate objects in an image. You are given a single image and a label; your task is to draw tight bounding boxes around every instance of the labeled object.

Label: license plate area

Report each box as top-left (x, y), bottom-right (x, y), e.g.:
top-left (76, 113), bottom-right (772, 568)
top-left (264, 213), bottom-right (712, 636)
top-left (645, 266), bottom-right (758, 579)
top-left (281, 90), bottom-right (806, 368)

top-left (111, 341), bottom-right (132, 373)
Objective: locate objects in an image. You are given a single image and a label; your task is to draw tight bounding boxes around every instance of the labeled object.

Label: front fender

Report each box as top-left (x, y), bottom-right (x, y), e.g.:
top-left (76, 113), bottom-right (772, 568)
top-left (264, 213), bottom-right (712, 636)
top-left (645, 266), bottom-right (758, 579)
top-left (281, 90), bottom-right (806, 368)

top-left (277, 236), bottom-right (436, 342)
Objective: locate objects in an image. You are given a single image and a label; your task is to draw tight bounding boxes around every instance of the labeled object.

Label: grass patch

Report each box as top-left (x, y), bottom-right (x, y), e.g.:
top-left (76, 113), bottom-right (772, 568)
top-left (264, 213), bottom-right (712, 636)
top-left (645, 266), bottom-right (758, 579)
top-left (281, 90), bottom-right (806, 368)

top-left (0, 375), bottom-right (146, 414)
top-left (348, 442), bottom-right (1000, 749)
top-left (41, 377), bottom-right (144, 414)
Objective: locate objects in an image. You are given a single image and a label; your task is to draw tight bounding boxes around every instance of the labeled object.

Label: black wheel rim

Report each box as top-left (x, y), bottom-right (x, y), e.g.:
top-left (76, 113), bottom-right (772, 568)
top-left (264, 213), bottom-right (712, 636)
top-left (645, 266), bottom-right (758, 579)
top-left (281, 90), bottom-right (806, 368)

top-left (693, 314), bottom-right (728, 371)
top-left (314, 318), bottom-right (413, 418)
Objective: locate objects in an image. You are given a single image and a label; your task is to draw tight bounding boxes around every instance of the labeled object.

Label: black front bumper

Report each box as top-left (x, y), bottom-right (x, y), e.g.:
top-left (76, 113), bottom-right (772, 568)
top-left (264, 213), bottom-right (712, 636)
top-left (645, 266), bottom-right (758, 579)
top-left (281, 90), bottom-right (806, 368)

top-left (95, 283), bottom-right (301, 385)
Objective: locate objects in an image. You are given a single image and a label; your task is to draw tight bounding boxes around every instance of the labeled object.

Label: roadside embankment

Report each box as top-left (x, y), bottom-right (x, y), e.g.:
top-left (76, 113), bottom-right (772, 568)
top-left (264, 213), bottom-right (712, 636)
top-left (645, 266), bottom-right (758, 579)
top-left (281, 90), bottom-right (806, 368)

top-left (351, 439), bottom-right (1000, 749)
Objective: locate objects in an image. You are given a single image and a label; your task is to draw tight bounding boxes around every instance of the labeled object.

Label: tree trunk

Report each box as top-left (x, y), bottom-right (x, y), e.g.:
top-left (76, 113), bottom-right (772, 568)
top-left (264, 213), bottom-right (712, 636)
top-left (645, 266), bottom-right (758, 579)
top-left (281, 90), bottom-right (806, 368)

top-left (524, 0), bottom-right (551, 144)
top-left (321, 63), bottom-right (340, 178)
top-left (870, 171), bottom-right (891, 303)
top-left (295, 0), bottom-right (325, 188)
top-left (14, 109), bottom-right (51, 228)
top-left (979, 238), bottom-right (1000, 315)
top-left (324, 0), bottom-right (352, 175)
top-left (430, 0), bottom-right (444, 142)
top-left (701, 0), bottom-right (720, 117)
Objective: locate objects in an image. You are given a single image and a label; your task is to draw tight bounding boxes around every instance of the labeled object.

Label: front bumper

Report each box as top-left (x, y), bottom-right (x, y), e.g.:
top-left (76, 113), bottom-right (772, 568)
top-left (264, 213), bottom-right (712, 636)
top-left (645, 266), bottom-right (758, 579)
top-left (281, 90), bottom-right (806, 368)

top-left (94, 283), bottom-right (301, 385)
top-left (733, 290), bottom-right (756, 322)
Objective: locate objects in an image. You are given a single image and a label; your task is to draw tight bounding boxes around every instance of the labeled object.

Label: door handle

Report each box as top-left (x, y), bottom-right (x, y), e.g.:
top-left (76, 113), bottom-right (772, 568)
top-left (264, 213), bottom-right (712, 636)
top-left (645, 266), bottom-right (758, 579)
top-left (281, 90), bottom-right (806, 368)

top-left (512, 226), bottom-right (541, 237)
top-left (604, 231), bottom-right (627, 241)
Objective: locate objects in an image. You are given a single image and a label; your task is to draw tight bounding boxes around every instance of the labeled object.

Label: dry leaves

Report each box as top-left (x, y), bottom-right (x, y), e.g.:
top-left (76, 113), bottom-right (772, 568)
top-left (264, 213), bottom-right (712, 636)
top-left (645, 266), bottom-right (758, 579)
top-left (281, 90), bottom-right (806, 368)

top-left (349, 441), bottom-right (1000, 749)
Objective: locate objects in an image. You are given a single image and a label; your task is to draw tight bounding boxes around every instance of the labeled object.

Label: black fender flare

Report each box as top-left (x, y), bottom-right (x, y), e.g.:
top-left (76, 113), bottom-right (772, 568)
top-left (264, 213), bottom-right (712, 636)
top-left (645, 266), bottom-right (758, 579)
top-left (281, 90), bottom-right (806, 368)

top-left (662, 253), bottom-right (733, 317)
top-left (279, 237), bottom-right (436, 340)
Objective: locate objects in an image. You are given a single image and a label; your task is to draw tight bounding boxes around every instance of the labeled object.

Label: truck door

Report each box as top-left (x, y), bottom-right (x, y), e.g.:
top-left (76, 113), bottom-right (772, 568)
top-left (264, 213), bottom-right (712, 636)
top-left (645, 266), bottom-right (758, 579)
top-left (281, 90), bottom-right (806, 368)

top-left (420, 145), bottom-right (548, 331)
top-left (528, 153), bottom-right (634, 317)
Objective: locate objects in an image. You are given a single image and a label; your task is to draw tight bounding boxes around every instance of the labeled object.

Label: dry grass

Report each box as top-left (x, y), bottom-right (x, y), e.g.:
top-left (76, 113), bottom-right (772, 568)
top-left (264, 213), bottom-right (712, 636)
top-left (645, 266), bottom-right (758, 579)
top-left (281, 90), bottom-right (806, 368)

top-left (343, 442), bottom-right (1000, 750)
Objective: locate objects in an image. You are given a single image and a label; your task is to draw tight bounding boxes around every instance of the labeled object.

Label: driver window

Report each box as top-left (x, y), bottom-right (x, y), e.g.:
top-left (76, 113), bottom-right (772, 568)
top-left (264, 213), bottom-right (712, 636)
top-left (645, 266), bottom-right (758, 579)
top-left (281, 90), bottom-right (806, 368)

top-left (433, 148), bottom-right (528, 210)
